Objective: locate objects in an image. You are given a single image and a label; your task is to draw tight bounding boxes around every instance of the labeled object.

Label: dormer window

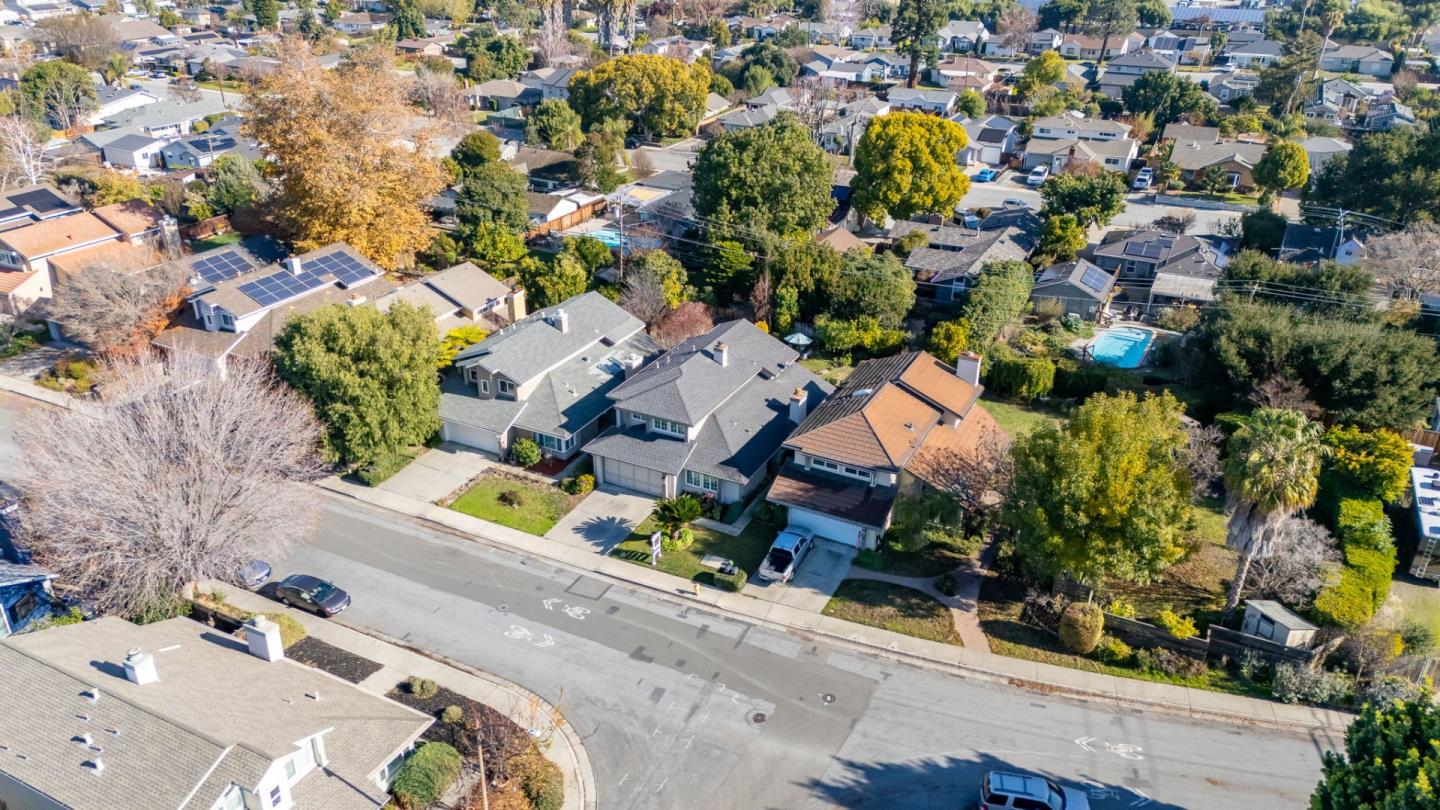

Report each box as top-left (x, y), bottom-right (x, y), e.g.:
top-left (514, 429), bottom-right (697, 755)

top-left (496, 378), bottom-right (516, 397)
top-left (652, 417), bottom-right (685, 437)
top-left (810, 457), bottom-right (873, 483)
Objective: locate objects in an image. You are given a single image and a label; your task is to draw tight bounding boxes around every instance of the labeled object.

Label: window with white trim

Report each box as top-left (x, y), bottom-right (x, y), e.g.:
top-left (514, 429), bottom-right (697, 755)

top-left (284, 758), bottom-right (297, 780)
top-left (810, 457), bottom-right (873, 482)
top-left (538, 433), bottom-right (574, 453)
top-left (218, 786), bottom-right (246, 810)
top-left (496, 378), bottom-right (515, 396)
top-left (479, 378), bottom-right (489, 394)
top-left (652, 417), bottom-right (685, 436)
top-left (684, 469), bottom-right (719, 492)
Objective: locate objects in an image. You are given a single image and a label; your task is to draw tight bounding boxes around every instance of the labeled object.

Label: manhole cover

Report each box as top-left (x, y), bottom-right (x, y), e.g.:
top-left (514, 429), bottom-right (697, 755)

top-left (497, 604), bottom-right (509, 613)
top-left (750, 711), bottom-right (768, 725)
top-left (821, 693), bottom-right (835, 705)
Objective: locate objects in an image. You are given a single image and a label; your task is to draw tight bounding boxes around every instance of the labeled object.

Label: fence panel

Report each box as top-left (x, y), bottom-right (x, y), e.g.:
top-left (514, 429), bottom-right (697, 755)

top-left (1205, 625), bottom-right (1315, 667)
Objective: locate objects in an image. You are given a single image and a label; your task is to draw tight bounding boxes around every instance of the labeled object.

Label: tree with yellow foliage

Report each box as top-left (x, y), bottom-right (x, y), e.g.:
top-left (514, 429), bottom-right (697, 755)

top-left (850, 112), bottom-right (969, 224)
top-left (244, 41), bottom-right (447, 270)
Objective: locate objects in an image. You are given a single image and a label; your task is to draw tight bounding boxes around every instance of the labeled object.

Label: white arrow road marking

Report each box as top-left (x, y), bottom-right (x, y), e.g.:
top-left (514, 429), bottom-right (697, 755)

top-left (542, 598), bottom-right (562, 610)
top-left (1075, 736), bottom-right (1097, 752)
top-left (534, 634), bottom-right (555, 648)
top-left (1129, 788), bottom-right (1152, 807)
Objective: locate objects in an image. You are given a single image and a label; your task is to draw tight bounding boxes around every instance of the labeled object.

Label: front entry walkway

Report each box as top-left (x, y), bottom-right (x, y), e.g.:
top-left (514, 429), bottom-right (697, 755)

top-left (744, 539), bottom-right (856, 612)
top-left (845, 542), bottom-right (997, 652)
top-left (543, 486), bottom-right (655, 554)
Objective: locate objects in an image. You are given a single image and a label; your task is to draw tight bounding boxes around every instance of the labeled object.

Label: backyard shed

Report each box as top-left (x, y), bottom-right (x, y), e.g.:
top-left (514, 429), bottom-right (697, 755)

top-left (1241, 600), bottom-right (1317, 649)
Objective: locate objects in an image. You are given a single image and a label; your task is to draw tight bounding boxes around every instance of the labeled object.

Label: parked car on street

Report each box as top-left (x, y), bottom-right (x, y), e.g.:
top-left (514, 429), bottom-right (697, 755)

top-left (1132, 167), bottom-right (1153, 190)
top-left (1026, 165), bottom-right (1050, 186)
top-left (275, 574), bottom-right (351, 617)
top-left (758, 528), bottom-right (815, 583)
top-left (1001, 198), bottom-right (1030, 209)
top-left (234, 560), bottom-right (273, 590)
top-left (980, 771), bottom-right (1090, 810)
top-left (974, 167), bottom-right (1001, 182)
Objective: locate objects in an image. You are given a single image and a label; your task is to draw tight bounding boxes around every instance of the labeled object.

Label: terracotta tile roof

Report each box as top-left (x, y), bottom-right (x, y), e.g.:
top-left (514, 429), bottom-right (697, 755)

top-left (787, 381), bottom-right (939, 470)
top-left (908, 403), bottom-right (1007, 491)
top-left (47, 239), bottom-right (162, 280)
top-left (0, 269), bottom-right (35, 294)
top-left (92, 200), bottom-right (166, 237)
top-left (897, 353), bottom-right (981, 418)
top-left (0, 212), bottom-right (119, 259)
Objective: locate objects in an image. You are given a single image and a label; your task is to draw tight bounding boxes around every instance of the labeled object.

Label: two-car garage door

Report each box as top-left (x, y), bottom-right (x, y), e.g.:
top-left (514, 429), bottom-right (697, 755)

top-left (441, 421), bottom-right (502, 456)
top-left (601, 458), bottom-right (666, 497)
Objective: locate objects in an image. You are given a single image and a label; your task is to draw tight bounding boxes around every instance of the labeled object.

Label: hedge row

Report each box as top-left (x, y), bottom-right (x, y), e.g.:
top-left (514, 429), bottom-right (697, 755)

top-left (986, 354), bottom-right (1055, 400)
top-left (1312, 496), bottom-right (1396, 628)
top-left (391, 742), bottom-right (461, 809)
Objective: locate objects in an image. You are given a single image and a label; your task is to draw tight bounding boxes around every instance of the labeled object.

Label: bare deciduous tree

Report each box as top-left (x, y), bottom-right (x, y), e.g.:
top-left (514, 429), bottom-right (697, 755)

top-left (37, 14), bottom-right (122, 70)
top-left (1186, 422), bottom-right (1224, 497)
top-left (1149, 211), bottom-right (1196, 235)
top-left (997, 6), bottom-right (1037, 52)
top-left (1244, 517), bottom-right (1340, 608)
top-left (1367, 222), bottom-right (1440, 299)
top-left (47, 253), bottom-right (187, 355)
top-left (13, 355), bottom-right (325, 618)
top-left (0, 115), bottom-right (53, 189)
top-left (654, 301), bottom-right (714, 348)
top-left (1248, 374), bottom-right (1323, 419)
top-left (620, 262), bottom-right (670, 327)
top-left (749, 267), bottom-right (772, 325)
top-left (411, 66), bottom-right (469, 132)
top-left (908, 423), bottom-right (1015, 515)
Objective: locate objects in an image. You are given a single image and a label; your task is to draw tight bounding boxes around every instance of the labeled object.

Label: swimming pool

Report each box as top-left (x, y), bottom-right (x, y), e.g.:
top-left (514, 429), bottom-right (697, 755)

top-left (1088, 326), bottom-right (1155, 369)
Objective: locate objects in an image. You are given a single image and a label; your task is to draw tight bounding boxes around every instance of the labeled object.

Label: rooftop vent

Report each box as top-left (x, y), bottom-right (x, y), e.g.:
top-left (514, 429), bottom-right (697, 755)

top-left (82, 758), bottom-right (104, 775)
top-left (851, 388), bottom-right (873, 398)
top-left (82, 688), bottom-right (100, 703)
top-left (122, 650), bottom-right (157, 686)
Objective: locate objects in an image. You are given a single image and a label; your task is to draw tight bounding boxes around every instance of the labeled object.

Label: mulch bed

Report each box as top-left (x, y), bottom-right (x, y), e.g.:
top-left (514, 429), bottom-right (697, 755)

top-left (387, 682), bottom-right (537, 782)
top-left (286, 637), bottom-right (385, 684)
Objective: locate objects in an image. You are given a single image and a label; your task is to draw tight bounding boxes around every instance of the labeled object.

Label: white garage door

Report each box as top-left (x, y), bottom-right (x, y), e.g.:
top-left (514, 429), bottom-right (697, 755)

top-left (786, 507), bottom-right (865, 548)
top-left (442, 421), bottom-right (501, 455)
top-left (602, 458), bottom-right (665, 497)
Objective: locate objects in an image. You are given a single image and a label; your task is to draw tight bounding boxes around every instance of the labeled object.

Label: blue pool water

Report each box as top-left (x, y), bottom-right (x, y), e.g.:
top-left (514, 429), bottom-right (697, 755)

top-left (1089, 327), bottom-right (1155, 369)
top-left (578, 228), bottom-right (625, 248)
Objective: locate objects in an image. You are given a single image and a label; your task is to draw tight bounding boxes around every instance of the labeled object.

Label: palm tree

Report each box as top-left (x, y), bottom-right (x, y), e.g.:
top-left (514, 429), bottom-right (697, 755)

top-left (1222, 408), bottom-right (1328, 613)
top-left (652, 494), bottom-right (704, 542)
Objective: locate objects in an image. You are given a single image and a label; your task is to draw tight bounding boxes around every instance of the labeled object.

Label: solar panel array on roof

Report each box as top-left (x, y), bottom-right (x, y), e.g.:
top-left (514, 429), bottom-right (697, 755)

top-left (306, 250), bottom-right (377, 287)
top-left (1172, 6), bottom-right (1265, 22)
top-left (237, 268), bottom-right (329, 307)
top-left (1079, 265), bottom-right (1112, 294)
top-left (1123, 240), bottom-right (1166, 259)
top-left (11, 188), bottom-right (74, 215)
top-left (0, 206), bottom-right (25, 222)
top-left (191, 249), bottom-right (255, 283)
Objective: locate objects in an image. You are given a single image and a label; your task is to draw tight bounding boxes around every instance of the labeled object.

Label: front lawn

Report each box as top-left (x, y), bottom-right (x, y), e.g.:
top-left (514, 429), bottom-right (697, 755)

top-left (856, 538), bottom-right (975, 578)
top-left (823, 580), bottom-right (961, 645)
top-left (1104, 497), bottom-right (1235, 630)
top-left (799, 355), bottom-right (854, 386)
top-left (448, 472), bottom-right (581, 535)
top-left (977, 395), bottom-right (1068, 437)
top-left (978, 578), bottom-right (1268, 697)
top-left (190, 231), bottom-right (244, 252)
top-left (611, 515), bottom-right (778, 582)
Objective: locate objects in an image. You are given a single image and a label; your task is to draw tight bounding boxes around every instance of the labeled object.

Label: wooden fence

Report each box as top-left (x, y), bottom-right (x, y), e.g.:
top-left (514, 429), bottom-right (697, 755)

top-left (1103, 613), bottom-right (1211, 659)
top-left (1401, 428), bottom-right (1440, 464)
top-left (524, 199), bottom-right (607, 240)
top-left (1206, 625), bottom-right (1315, 667)
top-left (180, 215), bottom-right (233, 241)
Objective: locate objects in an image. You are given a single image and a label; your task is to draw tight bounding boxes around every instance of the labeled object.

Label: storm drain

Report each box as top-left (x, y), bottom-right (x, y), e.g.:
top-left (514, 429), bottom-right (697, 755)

top-left (748, 711), bottom-right (768, 727)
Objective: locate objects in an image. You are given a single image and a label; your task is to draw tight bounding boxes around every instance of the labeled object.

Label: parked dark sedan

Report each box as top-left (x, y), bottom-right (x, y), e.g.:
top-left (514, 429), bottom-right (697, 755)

top-left (275, 574), bottom-right (351, 617)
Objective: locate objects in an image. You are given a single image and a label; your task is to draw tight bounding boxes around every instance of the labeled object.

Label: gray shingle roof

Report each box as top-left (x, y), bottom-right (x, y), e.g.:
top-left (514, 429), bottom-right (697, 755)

top-left (454, 292), bottom-right (644, 385)
top-left (0, 559), bottom-right (51, 587)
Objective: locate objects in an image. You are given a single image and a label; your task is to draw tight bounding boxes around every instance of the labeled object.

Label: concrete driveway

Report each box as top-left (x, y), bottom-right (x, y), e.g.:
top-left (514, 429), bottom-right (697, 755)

top-left (744, 539), bottom-right (856, 613)
top-left (377, 442), bottom-right (493, 502)
top-left (545, 486), bottom-right (654, 554)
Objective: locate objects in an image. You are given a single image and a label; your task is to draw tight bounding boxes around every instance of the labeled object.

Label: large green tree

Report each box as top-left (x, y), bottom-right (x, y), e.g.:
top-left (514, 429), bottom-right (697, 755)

top-left (1084, 0), bottom-right (1138, 68)
top-left (390, 0), bottom-right (427, 39)
top-left (826, 250), bottom-right (916, 329)
top-left (272, 302), bottom-right (441, 467)
top-left (1309, 125), bottom-right (1440, 223)
top-left (456, 161), bottom-right (529, 237)
top-left (729, 42), bottom-right (799, 87)
top-left (1039, 170), bottom-right (1128, 227)
top-left (851, 112), bottom-right (969, 223)
top-left (18, 60), bottom-right (96, 130)
top-left (1006, 391), bottom-right (1197, 586)
top-left (456, 28), bottom-right (530, 80)
top-left (1253, 140), bottom-right (1311, 196)
top-left (1222, 408), bottom-right (1328, 612)
top-left (1312, 692), bottom-right (1440, 808)
top-left (692, 113), bottom-right (835, 239)
top-left (1221, 249), bottom-right (1373, 316)
top-left (525, 98), bottom-right (583, 150)
top-left (960, 259), bottom-right (1034, 348)
top-left (893, 0), bottom-right (947, 88)
top-left (1121, 70), bottom-right (1217, 127)
top-left (568, 55), bottom-right (711, 140)
top-left (1016, 51), bottom-right (1067, 95)
top-left (254, 0), bottom-right (280, 28)
top-left (1037, 0), bottom-right (1087, 32)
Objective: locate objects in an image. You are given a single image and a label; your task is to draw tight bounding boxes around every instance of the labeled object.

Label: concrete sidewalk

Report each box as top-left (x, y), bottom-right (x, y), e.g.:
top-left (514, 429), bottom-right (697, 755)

top-left (209, 582), bottom-right (597, 810)
top-left (319, 476), bottom-right (1354, 734)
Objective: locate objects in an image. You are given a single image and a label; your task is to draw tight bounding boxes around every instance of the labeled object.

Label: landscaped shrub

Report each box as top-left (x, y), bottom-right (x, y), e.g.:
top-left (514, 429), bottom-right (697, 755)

top-left (1094, 635), bottom-right (1132, 664)
top-left (511, 438), bottom-right (542, 467)
top-left (1357, 675), bottom-right (1419, 707)
top-left (391, 742), bottom-right (461, 809)
top-left (1153, 607), bottom-right (1198, 640)
top-left (511, 750), bottom-right (565, 810)
top-left (1058, 602), bottom-right (1104, 654)
top-left (261, 613), bottom-right (307, 648)
top-left (1313, 569), bottom-right (1376, 628)
top-left (441, 705), bottom-right (464, 725)
top-left (933, 573), bottom-right (958, 597)
top-left (661, 526), bottom-right (694, 552)
top-left (1135, 647), bottom-right (1207, 678)
top-left (1052, 358), bottom-right (1142, 399)
top-left (1399, 619), bottom-right (1436, 655)
top-left (1272, 664), bottom-right (1350, 706)
top-left (716, 568), bottom-right (747, 592)
top-left (1344, 544), bottom-right (1397, 612)
top-left (1335, 498), bottom-right (1392, 551)
top-left (358, 450), bottom-right (414, 486)
top-left (986, 355), bottom-right (1055, 400)
top-left (1105, 597), bottom-right (1136, 618)
top-left (855, 549), bottom-right (885, 570)
top-left (407, 676), bottom-right (439, 699)
top-left (562, 473), bottom-right (596, 495)
top-left (497, 489), bottom-right (524, 508)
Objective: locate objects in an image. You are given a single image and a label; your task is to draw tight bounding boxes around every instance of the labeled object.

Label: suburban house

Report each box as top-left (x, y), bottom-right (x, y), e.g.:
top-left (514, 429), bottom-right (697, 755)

top-left (864, 51), bottom-right (911, 80)
top-left (153, 242), bottom-right (392, 372)
top-left (100, 132), bottom-right (167, 171)
top-left (819, 95), bottom-right (890, 154)
top-left (848, 25), bottom-right (891, 49)
top-left (525, 189), bottom-right (606, 236)
top-left (1090, 229), bottom-right (1221, 285)
top-left (1058, 32), bottom-right (1143, 60)
top-left (583, 320), bottom-right (830, 504)
top-left (641, 35), bottom-right (712, 63)
top-left (1278, 224), bottom-right (1367, 266)
top-left (930, 56), bottom-right (997, 91)
top-left (1223, 39), bottom-right (1284, 68)
top-left (985, 28), bottom-right (1061, 57)
top-left (1145, 30), bottom-right (1212, 65)
top-left (936, 20), bottom-right (989, 52)
top-left (799, 20), bottom-right (852, 44)
top-left (1366, 100), bottom-right (1418, 131)
top-left (396, 36), bottom-right (449, 58)
top-left (1021, 136), bottom-right (1139, 173)
top-left (894, 209), bottom-right (1041, 300)
top-left (768, 351), bottom-right (1003, 550)
top-left (333, 11), bottom-right (390, 34)
top-left (159, 119), bottom-right (259, 170)
top-left (1168, 136), bottom-right (1268, 190)
top-left (1302, 136), bottom-right (1352, 175)
top-left (887, 88), bottom-right (959, 116)
top-left (960, 115), bottom-right (1018, 165)
top-left (442, 291), bottom-right (656, 460)
top-left (1304, 77), bottom-right (1368, 124)
top-left (1031, 258), bottom-right (1117, 319)
top-left (1319, 44), bottom-right (1394, 76)
top-left (801, 58), bottom-right (877, 85)
top-left (463, 79), bottom-right (539, 111)
top-left (1211, 71), bottom-right (1260, 104)
top-left (87, 85), bottom-right (160, 126)
top-left (727, 14), bottom-right (798, 41)
top-left (1029, 113), bottom-right (1130, 142)
top-left (0, 615), bottom-right (432, 810)
top-left (520, 66), bottom-right (580, 101)
top-left (1096, 49), bottom-right (1176, 98)
top-left (509, 147), bottom-right (578, 192)
top-left (376, 261), bottom-right (527, 332)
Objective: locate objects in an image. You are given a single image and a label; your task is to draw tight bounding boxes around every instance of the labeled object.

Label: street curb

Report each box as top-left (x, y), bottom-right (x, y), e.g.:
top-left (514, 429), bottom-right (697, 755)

top-left (317, 482), bottom-right (1354, 737)
top-left (333, 621), bottom-right (599, 810)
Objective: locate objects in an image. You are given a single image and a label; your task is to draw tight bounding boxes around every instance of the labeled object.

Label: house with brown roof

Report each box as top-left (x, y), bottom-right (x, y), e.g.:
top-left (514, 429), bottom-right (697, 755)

top-left (767, 350), bottom-right (1004, 550)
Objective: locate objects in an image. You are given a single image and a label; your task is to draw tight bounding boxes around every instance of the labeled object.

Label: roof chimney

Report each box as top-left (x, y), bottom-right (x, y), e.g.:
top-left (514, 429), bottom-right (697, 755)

top-left (788, 387), bottom-right (808, 423)
top-left (284, 256), bottom-right (304, 275)
top-left (346, 293), bottom-right (366, 307)
top-left (122, 649), bottom-right (157, 686)
top-left (244, 616), bottom-right (285, 662)
top-left (552, 308), bottom-right (569, 333)
top-left (714, 342), bottom-right (729, 367)
top-left (955, 351), bottom-right (982, 386)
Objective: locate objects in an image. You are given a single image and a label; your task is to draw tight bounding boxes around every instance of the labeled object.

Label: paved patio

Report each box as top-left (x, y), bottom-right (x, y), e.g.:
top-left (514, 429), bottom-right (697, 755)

top-left (543, 486), bottom-right (655, 554)
top-left (377, 442), bottom-right (494, 503)
top-left (743, 539), bottom-right (856, 612)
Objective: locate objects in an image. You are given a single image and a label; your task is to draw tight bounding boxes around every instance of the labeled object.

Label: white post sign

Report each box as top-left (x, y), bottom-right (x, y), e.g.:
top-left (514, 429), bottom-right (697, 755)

top-left (649, 530), bottom-right (663, 566)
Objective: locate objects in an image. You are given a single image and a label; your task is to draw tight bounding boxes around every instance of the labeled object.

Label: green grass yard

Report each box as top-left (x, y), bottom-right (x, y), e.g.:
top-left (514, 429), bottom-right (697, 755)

top-left (611, 516), bottom-right (778, 582)
top-left (977, 395), bottom-right (1068, 437)
top-left (799, 356), bottom-right (854, 386)
top-left (448, 473), bottom-right (581, 535)
top-left (190, 231), bottom-right (244, 252)
top-left (824, 580), bottom-right (961, 645)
